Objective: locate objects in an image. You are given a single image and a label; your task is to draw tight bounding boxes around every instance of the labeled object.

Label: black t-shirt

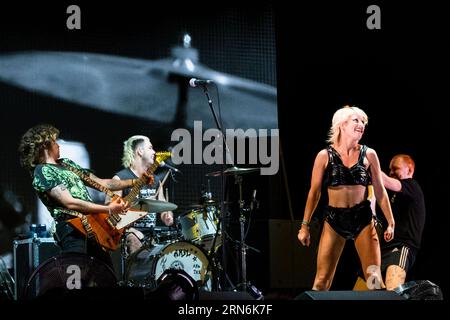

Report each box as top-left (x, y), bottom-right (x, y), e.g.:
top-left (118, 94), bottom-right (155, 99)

top-left (381, 178), bottom-right (426, 250)
top-left (115, 167), bottom-right (161, 200)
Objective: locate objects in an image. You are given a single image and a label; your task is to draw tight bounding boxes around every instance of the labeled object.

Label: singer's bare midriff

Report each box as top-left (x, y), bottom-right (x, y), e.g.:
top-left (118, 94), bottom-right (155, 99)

top-left (327, 185), bottom-right (367, 208)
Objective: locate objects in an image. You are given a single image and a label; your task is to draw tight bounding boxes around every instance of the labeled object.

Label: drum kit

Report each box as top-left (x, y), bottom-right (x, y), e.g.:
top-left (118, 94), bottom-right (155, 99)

top-left (120, 165), bottom-right (261, 294)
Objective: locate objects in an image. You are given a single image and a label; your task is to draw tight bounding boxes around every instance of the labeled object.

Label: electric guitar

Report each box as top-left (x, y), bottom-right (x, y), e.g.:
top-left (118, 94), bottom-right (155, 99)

top-left (67, 152), bottom-right (171, 250)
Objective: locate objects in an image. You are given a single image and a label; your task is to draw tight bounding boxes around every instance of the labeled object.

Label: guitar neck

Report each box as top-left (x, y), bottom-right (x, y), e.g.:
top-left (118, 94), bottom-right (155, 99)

top-left (123, 160), bottom-right (160, 203)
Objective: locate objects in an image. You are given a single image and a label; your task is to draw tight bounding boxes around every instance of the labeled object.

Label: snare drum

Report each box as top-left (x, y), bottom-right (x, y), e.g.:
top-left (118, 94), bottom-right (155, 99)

top-left (125, 241), bottom-right (214, 291)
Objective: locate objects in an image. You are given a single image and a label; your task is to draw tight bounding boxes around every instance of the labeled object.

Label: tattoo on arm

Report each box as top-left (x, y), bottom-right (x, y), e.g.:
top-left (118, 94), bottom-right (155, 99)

top-left (49, 184), bottom-right (68, 204)
top-left (50, 184), bottom-right (104, 213)
top-left (106, 180), bottom-right (121, 190)
top-left (105, 178), bottom-right (131, 191)
top-left (106, 181), bottom-right (114, 189)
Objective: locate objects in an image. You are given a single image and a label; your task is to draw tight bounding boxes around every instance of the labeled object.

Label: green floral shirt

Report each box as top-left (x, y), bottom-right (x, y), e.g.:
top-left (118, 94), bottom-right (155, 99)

top-left (32, 158), bottom-right (93, 218)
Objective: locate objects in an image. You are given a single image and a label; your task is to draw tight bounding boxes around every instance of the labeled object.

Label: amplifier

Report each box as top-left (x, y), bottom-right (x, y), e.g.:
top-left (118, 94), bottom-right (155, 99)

top-left (13, 237), bottom-right (61, 300)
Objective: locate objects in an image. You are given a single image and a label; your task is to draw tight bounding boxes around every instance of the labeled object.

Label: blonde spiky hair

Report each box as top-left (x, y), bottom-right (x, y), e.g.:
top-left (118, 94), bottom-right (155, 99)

top-left (327, 105), bottom-right (368, 144)
top-left (121, 135), bottom-right (148, 168)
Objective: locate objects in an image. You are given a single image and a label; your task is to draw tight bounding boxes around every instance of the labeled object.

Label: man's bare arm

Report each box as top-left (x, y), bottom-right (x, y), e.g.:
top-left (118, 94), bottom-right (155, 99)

top-left (49, 184), bottom-right (126, 214)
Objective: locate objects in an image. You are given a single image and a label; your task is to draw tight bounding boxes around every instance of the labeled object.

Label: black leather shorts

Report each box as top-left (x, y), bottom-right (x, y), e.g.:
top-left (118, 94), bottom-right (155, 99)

top-left (324, 200), bottom-right (373, 240)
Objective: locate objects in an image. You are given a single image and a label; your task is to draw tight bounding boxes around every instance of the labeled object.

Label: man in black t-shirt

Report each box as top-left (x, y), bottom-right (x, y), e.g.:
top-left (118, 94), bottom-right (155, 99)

top-left (380, 154), bottom-right (426, 290)
top-left (105, 135), bottom-right (174, 254)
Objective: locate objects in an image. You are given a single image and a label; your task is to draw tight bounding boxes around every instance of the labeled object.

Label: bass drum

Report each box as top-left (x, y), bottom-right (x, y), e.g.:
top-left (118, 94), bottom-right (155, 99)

top-left (125, 241), bottom-right (215, 291)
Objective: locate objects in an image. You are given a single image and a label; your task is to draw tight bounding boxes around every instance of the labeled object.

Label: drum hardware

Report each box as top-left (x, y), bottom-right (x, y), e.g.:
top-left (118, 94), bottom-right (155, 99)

top-left (118, 233), bottom-right (129, 283)
top-left (202, 168), bottom-right (262, 295)
top-left (229, 172), bottom-right (262, 295)
top-left (152, 226), bottom-right (181, 244)
top-left (204, 166), bottom-right (263, 293)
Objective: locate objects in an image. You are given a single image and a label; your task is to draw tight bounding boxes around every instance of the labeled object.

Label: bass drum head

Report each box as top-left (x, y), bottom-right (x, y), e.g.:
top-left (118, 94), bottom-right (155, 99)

top-left (23, 252), bottom-right (118, 300)
top-left (125, 241), bottom-right (215, 291)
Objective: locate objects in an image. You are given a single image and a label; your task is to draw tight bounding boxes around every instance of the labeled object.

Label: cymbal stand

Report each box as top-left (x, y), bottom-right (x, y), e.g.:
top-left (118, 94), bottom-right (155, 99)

top-left (207, 208), bottom-right (222, 291)
top-left (234, 175), bottom-right (262, 299)
top-left (236, 175), bottom-right (248, 287)
top-left (119, 233), bottom-right (128, 285)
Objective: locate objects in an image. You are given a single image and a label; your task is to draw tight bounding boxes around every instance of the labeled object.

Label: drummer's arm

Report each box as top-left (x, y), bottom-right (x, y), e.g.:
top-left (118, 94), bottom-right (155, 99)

top-left (158, 188), bottom-right (174, 226)
top-left (104, 175), bottom-right (123, 204)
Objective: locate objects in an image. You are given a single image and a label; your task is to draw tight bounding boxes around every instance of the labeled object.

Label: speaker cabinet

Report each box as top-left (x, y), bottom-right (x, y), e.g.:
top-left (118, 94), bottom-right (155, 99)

top-left (13, 237), bottom-right (61, 300)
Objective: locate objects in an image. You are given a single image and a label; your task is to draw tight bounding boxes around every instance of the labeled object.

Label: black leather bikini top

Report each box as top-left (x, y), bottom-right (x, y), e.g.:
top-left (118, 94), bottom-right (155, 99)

top-left (325, 145), bottom-right (371, 187)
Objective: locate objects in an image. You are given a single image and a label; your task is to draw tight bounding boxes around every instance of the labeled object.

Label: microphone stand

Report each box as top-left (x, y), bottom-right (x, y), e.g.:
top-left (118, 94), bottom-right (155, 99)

top-left (199, 84), bottom-right (234, 291)
top-left (198, 84), bottom-right (262, 299)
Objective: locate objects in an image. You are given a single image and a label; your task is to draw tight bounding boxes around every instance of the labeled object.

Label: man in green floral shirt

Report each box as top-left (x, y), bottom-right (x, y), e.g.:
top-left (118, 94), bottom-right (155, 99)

top-left (19, 124), bottom-right (137, 267)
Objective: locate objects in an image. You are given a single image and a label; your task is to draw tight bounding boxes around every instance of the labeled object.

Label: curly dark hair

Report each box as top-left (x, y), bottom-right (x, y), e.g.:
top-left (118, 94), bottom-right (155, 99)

top-left (18, 124), bottom-right (60, 174)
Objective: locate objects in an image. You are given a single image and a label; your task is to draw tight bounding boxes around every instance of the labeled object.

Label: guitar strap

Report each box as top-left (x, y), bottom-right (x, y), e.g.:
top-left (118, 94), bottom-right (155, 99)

top-left (58, 208), bottom-right (96, 240)
top-left (57, 162), bottom-right (113, 240)
top-left (59, 161), bottom-right (116, 198)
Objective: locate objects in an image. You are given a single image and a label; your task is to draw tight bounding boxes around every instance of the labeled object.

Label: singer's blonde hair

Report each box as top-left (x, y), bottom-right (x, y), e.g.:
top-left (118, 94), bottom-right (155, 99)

top-left (327, 105), bottom-right (368, 144)
top-left (122, 135), bottom-right (148, 168)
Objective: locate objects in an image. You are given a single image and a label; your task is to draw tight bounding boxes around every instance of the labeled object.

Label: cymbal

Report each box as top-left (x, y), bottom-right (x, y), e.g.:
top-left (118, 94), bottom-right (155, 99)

top-left (205, 166), bottom-right (260, 177)
top-left (0, 40), bottom-right (277, 132)
top-left (131, 199), bottom-right (177, 213)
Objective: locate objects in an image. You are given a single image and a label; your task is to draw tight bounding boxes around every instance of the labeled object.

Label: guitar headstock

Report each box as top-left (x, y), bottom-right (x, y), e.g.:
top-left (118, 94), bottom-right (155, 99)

top-left (155, 151), bottom-right (172, 164)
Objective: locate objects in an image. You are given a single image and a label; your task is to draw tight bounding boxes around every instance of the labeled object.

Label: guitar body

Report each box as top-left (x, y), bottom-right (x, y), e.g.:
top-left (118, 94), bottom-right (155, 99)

top-left (68, 209), bottom-right (150, 250)
top-left (68, 213), bottom-right (123, 251)
top-left (114, 209), bottom-right (150, 230)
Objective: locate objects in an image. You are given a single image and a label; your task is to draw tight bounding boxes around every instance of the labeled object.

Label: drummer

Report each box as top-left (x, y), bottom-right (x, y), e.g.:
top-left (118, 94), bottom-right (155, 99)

top-left (105, 135), bottom-right (174, 253)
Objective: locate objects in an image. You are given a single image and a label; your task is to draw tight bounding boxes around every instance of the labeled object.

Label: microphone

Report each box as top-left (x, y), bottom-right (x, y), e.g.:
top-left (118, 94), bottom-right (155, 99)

top-left (160, 161), bottom-right (181, 173)
top-left (189, 78), bottom-right (214, 87)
